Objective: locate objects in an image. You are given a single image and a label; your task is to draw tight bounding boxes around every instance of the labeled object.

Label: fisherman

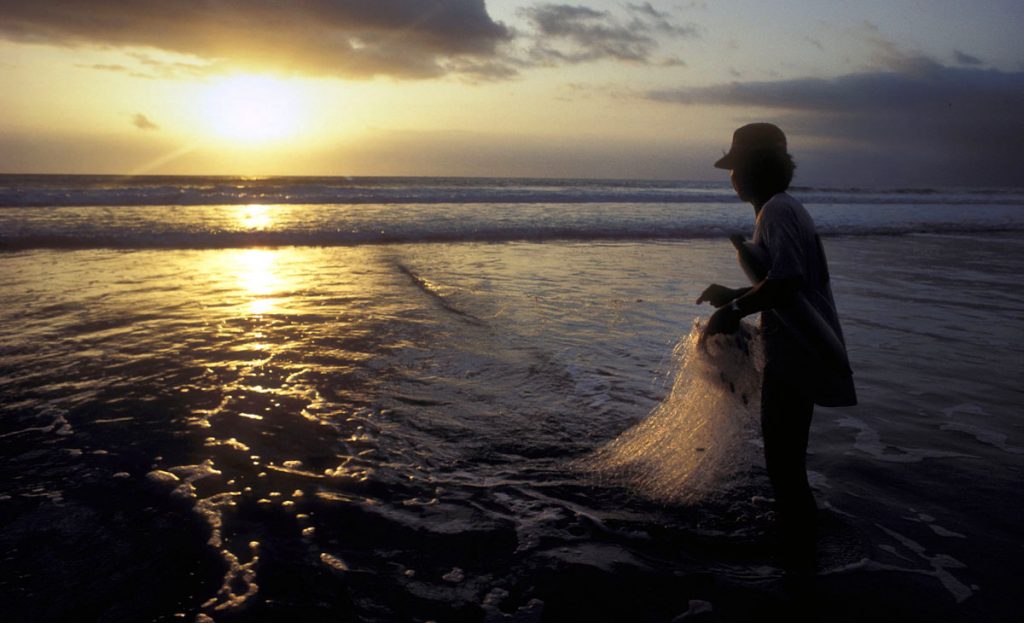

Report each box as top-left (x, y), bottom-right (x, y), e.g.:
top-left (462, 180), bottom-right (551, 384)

top-left (697, 123), bottom-right (856, 571)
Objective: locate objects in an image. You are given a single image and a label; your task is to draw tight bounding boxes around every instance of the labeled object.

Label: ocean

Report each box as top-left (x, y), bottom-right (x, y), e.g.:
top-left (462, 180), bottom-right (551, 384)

top-left (1, 175), bottom-right (1022, 622)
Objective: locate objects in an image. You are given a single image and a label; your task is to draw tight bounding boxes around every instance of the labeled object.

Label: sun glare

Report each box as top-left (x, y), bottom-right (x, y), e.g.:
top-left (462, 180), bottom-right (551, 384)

top-left (204, 75), bottom-right (304, 142)
top-left (235, 248), bottom-right (281, 315)
top-left (237, 204), bottom-right (273, 230)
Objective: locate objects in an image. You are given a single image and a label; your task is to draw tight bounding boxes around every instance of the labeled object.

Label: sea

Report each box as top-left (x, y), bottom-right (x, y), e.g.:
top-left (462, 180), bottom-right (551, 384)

top-left (1, 175), bottom-right (1022, 622)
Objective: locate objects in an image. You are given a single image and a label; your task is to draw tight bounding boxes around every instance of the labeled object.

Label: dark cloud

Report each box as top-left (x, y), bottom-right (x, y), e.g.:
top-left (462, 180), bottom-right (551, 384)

top-left (0, 0), bottom-right (511, 79)
top-left (649, 64), bottom-right (1024, 113)
top-left (649, 62), bottom-right (1024, 186)
top-left (520, 3), bottom-right (699, 66)
top-left (953, 50), bottom-right (984, 66)
top-left (2, 1), bottom-right (704, 78)
top-left (132, 113), bottom-right (159, 131)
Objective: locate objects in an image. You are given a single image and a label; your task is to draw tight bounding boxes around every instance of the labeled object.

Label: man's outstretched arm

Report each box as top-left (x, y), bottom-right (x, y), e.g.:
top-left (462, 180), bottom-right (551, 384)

top-left (695, 284), bottom-right (751, 307)
top-left (703, 276), bottom-right (802, 336)
top-left (733, 276), bottom-right (802, 315)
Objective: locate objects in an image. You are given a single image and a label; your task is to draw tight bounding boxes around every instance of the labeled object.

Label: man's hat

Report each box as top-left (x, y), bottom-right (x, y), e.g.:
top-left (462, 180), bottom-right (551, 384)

top-left (713, 123), bottom-right (788, 169)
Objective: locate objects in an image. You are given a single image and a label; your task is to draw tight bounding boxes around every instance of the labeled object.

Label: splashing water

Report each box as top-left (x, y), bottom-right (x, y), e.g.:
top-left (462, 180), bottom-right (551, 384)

top-left (580, 318), bottom-right (764, 504)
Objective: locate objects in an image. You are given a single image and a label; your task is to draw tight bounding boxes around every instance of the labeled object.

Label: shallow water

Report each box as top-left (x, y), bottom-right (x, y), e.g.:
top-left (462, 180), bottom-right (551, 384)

top-left (1, 233), bottom-right (1022, 622)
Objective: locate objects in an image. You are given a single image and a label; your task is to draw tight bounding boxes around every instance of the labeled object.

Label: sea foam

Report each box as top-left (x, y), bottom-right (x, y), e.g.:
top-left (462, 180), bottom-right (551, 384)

top-left (580, 318), bottom-right (763, 504)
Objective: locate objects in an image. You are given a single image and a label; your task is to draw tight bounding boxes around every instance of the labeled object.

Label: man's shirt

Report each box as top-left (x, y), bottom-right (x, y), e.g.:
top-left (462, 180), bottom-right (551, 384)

top-left (752, 192), bottom-right (856, 406)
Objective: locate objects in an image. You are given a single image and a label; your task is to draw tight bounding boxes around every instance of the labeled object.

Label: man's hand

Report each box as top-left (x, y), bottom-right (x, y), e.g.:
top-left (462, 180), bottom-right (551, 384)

top-left (703, 305), bottom-right (741, 340)
top-left (696, 284), bottom-right (738, 307)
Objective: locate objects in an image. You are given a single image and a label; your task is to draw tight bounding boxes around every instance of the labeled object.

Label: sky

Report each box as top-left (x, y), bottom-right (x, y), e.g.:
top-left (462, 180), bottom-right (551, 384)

top-left (0, 0), bottom-right (1022, 186)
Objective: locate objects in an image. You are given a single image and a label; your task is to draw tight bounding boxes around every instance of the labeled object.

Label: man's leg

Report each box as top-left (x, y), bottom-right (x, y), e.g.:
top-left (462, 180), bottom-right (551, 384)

top-left (761, 369), bottom-right (817, 570)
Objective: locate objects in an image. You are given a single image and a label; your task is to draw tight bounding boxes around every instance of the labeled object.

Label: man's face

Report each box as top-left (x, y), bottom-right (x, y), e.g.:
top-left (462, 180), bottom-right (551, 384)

top-left (730, 169), bottom-right (750, 201)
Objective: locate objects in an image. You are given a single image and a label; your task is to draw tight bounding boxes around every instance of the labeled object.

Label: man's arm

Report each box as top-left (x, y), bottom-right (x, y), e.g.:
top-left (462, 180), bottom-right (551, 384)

top-left (703, 276), bottom-right (802, 336)
top-left (733, 276), bottom-right (802, 316)
top-left (696, 284), bottom-right (751, 307)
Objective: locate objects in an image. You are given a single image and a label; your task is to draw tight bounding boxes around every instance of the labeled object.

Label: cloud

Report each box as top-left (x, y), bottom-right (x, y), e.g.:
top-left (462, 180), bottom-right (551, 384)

top-left (76, 63), bottom-right (129, 73)
top-left (858, 22), bottom-right (949, 75)
top-left (441, 57), bottom-right (520, 83)
top-left (649, 64), bottom-right (1024, 113)
top-left (127, 52), bottom-right (217, 79)
top-left (648, 61), bottom-right (1024, 186)
top-left (520, 3), bottom-right (700, 66)
top-left (2, 1), bottom-right (701, 79)
top-left (804, 36), bottom-right (824, 51)
top-left (0, 0), bottom-right (511, 79)
top-left (953, 50), bottom-right (984, 66)
top-left (77, 53), bottom-right (215, 79)
top-left (626, 3), bottom-right (697, 36)
top-left (132, 113), bottom-right (159, 131)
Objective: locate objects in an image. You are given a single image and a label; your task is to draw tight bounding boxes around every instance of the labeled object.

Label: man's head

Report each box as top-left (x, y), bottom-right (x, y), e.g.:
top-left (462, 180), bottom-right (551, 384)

top-left (715, 123), bottom-right (795, 201)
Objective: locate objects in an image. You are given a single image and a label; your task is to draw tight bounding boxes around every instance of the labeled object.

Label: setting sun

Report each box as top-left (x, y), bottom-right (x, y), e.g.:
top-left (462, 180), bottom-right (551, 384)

top-left (203, 75), bottom-right (304, 142)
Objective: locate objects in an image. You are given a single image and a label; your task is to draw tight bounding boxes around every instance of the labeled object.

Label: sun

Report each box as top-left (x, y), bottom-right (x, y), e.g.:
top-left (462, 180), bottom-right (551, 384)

top-left (203, 75), bottom-right (304, 142)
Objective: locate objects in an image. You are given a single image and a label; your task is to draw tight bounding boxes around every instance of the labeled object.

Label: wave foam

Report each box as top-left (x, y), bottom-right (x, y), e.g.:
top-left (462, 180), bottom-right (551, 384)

top-left (3, 175), bottom-right (1023, 208)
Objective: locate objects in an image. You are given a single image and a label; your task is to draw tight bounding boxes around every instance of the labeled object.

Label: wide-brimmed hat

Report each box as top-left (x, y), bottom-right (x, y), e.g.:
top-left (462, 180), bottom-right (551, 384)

top-left (713, 123), bottom-right (787, 169)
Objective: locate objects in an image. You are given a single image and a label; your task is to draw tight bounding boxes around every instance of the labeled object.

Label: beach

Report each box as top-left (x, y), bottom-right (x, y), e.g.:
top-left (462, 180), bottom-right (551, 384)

top-left (1, 178), bottom-right (1023, 622)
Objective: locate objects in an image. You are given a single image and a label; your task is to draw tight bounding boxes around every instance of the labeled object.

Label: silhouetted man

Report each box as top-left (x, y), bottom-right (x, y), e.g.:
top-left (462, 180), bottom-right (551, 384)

top-left (697, 123), bottom-right (856, 571)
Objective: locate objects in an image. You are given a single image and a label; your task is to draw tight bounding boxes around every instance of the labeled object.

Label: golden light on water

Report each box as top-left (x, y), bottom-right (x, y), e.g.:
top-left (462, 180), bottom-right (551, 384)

top-left (235, 249), bottom-right (281, 315)
top-left (232, 207), bottom-right (281, 314)
top-left (204, 75), bottom-right (305, 143)
top-left (196, 245), bottom-right (375, 323)
top-left (248, 298), bottom-right (276, 316)
top-left (238, 204), bottom-right (273, 230)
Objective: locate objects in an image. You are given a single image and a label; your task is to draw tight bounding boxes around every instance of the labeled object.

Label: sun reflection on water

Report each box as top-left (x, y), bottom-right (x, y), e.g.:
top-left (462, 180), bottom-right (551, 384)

top-left (237, 204), bottom-right (273, 231)
top-left (235, 248), bottom-right (281, 315)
